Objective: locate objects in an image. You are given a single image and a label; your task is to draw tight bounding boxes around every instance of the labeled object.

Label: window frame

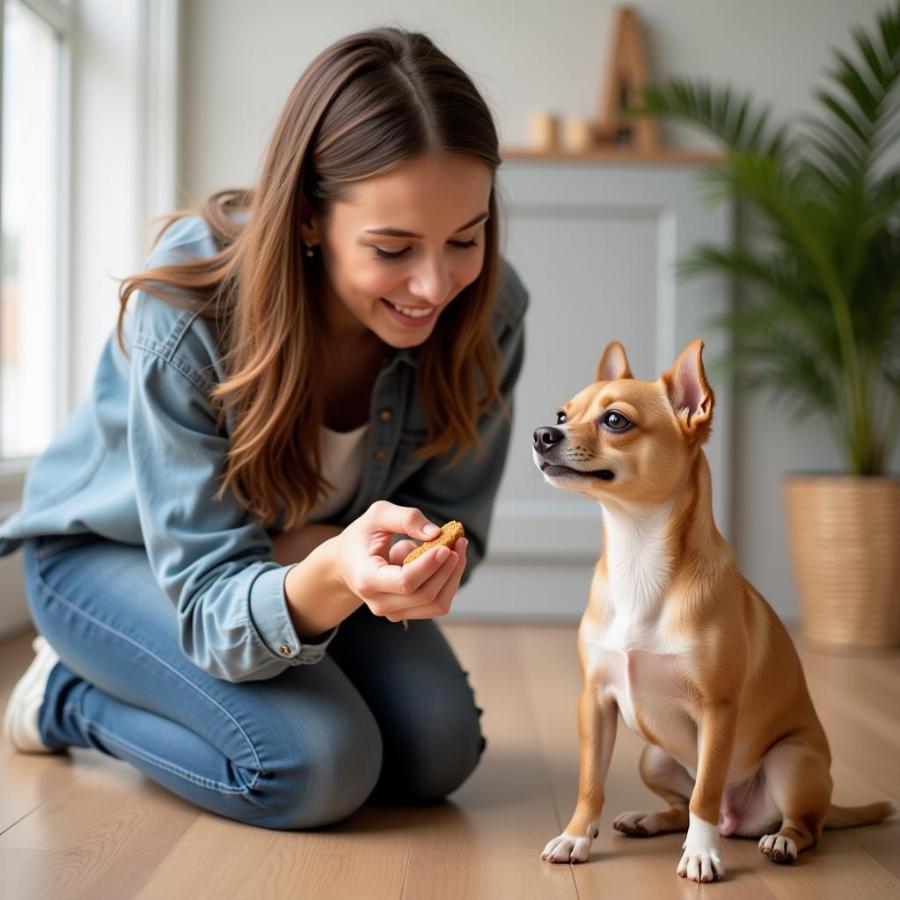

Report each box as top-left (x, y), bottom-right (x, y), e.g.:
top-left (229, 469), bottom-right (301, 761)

top-left (0, 0), bottom-right (73, 510)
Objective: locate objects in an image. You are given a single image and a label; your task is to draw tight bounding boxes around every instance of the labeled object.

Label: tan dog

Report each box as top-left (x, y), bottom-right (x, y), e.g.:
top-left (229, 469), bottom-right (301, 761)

top-left (533, 339), bottom-right (894, 883)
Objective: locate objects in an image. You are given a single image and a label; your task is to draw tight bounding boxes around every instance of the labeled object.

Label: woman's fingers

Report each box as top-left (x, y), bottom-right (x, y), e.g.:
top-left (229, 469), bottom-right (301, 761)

top-left (364, 543), bottom-right (450, 596)
top-left (366, 500), bottom-right (440, 542)
top-left (388, 539), bottom-right (419, 566)
top-left (382, 551), bottom-right (458, 621)
top-left (389, 539), bottom-right (468, 621)
top-left (384, 546), bottom-right (460, 620)
top-left (349, 500), bottom-right (468, 622)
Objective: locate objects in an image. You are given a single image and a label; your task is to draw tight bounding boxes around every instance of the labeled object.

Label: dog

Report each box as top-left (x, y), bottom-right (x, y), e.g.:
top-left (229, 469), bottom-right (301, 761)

top-left (533, 339), bottom-right (895, 883)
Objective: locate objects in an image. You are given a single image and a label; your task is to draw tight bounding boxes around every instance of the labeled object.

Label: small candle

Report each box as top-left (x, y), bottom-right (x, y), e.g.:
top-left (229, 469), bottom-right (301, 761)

top-left (527, 110), bottom-right (559, 151)
top-left (563, 116), bottom-right (596, 152)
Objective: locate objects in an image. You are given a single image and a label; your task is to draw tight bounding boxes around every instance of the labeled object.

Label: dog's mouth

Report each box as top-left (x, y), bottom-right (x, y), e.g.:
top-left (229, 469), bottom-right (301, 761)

top-left (539, 461), bottom-right (615, 481)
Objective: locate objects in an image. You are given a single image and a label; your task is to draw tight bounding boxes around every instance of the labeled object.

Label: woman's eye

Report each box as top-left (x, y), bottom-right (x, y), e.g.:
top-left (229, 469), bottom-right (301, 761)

top-left (556, 411), bottom-right (567, 425)
top-left (371, 239), bottom-right (479, 262)
top-left (373, 246), bottom-right (411, 260)
top-left (602, 411), bottom-right (631, 431)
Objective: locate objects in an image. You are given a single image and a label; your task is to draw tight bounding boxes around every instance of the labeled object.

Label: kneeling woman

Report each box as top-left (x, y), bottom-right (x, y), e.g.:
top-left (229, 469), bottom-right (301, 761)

top-left (0, 26), bottom-right (528, 830)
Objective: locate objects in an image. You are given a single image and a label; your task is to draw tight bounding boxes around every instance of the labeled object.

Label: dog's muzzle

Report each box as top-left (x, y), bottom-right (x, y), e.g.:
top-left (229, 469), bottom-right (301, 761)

top-left (533, 426), bottom-right (615, 481)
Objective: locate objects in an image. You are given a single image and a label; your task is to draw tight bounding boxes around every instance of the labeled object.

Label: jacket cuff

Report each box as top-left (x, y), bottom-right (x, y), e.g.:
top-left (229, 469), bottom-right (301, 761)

top-left (248, 564), bottom-right (338, 665)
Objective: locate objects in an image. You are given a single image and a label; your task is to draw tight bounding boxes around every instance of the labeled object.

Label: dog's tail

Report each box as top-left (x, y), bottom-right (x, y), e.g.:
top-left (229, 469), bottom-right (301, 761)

top-left (824, 801), bottom-right (897, 829)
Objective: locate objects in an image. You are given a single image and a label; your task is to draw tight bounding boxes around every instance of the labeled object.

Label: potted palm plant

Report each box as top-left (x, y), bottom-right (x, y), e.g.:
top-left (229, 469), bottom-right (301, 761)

top-left (637, 2), bottom-right (900, 651)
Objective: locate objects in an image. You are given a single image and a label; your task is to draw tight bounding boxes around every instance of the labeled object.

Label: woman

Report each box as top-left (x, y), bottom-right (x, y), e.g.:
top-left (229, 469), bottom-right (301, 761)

top-left (0, 27), bottom-right (527, 830)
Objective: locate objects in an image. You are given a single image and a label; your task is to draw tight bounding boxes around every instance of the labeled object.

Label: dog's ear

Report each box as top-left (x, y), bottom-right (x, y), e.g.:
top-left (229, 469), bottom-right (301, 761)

top-left (595, 341), bottom-right (633, 383)
top-left (661, 339), bottom-right (714, 441)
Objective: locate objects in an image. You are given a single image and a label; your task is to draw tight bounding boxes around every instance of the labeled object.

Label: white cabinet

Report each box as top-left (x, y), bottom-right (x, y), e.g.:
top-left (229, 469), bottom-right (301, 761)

top-left (453, 158), bottom-right (735, 619)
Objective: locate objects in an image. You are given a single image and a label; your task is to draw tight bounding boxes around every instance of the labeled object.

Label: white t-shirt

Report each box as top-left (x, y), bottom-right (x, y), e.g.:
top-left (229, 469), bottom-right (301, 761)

top-left (306, 423), bottom-right (370, 522)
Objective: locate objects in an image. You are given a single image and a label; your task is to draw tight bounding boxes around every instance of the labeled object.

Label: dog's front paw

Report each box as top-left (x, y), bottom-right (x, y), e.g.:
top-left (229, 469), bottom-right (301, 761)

top-left (677, 813), bottom-right (725, 882)
top-left (541, 826), bottom-right (598, 864)
top-left (676, 846), bottom-right (724, 882)
top-left (758, 833), bottom-right (798, 864)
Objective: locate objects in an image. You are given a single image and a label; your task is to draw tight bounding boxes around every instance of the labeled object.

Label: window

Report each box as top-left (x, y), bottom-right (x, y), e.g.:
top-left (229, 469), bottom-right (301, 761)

top-left (1, 0), bottom-right (71, 461)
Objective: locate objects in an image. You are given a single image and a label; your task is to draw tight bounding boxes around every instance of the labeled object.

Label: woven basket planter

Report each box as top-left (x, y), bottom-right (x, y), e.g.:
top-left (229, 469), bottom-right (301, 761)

top-left (784, 476), bottom-right (900, 651)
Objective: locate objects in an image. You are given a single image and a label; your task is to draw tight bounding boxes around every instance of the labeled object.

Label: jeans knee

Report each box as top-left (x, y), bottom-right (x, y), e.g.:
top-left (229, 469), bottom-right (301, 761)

top-left (378, 698), bottom-right (485, 804)
top-left (249, 703), bottom-right (384, 830)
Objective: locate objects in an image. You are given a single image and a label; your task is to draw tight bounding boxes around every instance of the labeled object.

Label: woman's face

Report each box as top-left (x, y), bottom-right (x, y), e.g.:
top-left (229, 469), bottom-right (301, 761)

top-left (304, 153), bottom-right (493, 349)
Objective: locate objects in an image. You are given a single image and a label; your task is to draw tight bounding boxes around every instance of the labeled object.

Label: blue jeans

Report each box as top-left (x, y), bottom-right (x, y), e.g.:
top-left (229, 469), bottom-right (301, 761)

top-left (22, 534), bottom-right (485, 830)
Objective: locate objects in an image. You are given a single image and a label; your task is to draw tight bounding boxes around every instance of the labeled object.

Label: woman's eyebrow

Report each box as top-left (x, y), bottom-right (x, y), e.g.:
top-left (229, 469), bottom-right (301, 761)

top-left (364, 210), bottom-right (489, 239)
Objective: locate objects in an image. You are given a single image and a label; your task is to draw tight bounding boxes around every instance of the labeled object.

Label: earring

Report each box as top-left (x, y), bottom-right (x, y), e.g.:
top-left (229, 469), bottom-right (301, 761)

top-left (304, 242), bottom-right (317, 258)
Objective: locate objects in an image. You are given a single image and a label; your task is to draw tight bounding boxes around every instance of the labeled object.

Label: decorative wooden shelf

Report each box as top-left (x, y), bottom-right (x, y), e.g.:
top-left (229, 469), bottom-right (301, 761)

top-left (507, 8), bottom-right (727, 168)
top-left (501, 146), bottom-right (725, 166)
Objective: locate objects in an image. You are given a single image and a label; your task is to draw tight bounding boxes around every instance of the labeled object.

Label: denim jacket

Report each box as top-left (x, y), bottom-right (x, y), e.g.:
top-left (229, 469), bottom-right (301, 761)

top-left (0, 216), bottom-right (528, 682)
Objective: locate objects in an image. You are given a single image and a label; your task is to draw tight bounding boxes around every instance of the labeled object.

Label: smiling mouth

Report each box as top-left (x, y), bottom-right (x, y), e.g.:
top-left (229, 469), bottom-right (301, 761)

top-left (380, 297), bottom-right (438, 324)
top-left (540, 461), bottom-right (615, 481)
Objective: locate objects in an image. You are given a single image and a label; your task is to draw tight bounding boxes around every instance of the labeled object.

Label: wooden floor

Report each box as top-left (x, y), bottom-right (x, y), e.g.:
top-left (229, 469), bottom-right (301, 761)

top-left (1, 621), bottom-right (898, 900)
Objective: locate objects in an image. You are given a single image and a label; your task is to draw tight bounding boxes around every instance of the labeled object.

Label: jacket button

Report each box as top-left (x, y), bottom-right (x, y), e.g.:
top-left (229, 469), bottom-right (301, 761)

top-left (378, 408), bottom-right (393, 422)
top-left (279, 643), bottom-right (292, 656)
top-left (373, 449), bottom-right (388, 462)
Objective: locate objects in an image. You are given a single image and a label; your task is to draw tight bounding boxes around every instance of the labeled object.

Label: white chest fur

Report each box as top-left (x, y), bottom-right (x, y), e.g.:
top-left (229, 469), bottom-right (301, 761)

top-left (581, 498), bottom-right (697, 764)
top-left (600, 498), bottom-right (673, 636)
top-left (583, 636), bottom-right (698, 767)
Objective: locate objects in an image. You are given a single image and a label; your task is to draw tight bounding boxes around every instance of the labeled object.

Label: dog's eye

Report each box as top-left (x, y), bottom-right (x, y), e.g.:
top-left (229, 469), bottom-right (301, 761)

top-left (556, 411), bottom-right (567, 425)
top-left (602, 411), bottom-right (631, 431)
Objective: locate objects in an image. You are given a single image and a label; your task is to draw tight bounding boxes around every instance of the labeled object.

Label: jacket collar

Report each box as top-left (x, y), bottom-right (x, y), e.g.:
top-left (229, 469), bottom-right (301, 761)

top-left (382, 345), bottom-right (419, 372)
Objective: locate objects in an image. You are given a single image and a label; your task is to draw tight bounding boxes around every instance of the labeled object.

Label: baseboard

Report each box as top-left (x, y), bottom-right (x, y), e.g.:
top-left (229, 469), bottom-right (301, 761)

top-left (449, 559), bottom-right (590, 620)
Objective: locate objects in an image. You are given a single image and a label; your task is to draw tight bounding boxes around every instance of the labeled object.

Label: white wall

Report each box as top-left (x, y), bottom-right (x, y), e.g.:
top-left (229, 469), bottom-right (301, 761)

top-left (178, 0), bottom-right (897, 621)
top-left (180, 0), bottom-right (894, 191)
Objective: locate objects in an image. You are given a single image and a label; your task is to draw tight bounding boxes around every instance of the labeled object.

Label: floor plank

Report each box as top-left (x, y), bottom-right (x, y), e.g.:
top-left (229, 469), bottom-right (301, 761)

top-left (1, 622), bottom-right (898, 899)
top-left (134, 809), bottom-right (412, 900)
top-left (401, 624), bottom-right (577, 900)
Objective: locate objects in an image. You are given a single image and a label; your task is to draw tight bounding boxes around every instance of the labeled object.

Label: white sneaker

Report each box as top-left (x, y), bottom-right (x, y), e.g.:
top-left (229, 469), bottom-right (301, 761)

top-left (2, 635), bottom-right (63, 754)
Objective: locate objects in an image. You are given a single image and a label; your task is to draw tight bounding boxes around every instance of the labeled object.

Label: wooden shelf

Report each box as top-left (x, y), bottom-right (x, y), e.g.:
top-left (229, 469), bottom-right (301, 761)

top-left (500, 146), bottom-right (725, 166)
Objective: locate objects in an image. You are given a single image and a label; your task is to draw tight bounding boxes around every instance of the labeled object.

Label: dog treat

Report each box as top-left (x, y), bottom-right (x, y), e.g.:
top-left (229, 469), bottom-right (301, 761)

top-left (402, 520), bottom-right (465, 565)
top-left (397, 521), bottom-right (465, 632)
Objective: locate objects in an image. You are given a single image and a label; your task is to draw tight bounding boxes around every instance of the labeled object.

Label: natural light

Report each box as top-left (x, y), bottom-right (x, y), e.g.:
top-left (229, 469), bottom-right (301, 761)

top-left (1, 0), bottom-right (57, 459)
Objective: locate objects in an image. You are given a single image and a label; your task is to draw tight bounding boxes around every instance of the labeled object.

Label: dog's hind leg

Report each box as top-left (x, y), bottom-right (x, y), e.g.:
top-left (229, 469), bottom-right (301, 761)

top-left (613, 745), bottom-right (693, 836)
top-left (757, 739), bottom-right (831, 864)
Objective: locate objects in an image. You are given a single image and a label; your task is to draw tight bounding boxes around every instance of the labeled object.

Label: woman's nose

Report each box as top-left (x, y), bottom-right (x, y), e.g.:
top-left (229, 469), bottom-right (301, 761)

top-left (408, 256), bottom-right (452, 305)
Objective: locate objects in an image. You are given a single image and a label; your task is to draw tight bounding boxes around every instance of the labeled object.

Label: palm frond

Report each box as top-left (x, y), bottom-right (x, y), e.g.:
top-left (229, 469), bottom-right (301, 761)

top-left (679, 245), bottom-right (838, 356)
top-left (862, 168), bottom-right (900, 238)
top-left (636, 2), bottom-right (900, 473)
top-left (805, 4), bottom-right (900, 188)
top-left (635, 80), bottom-right (788, 157)
top-left (722, 341), bottom-right (841, 418)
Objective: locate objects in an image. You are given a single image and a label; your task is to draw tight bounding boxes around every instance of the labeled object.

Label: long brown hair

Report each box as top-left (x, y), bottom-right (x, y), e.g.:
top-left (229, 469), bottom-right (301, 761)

top-left (116, 28), bottom-right (505, 530)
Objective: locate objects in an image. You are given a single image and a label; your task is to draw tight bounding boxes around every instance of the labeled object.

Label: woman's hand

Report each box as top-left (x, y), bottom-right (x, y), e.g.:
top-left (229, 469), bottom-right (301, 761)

top-left (332, 500), bottom-right (468, 622)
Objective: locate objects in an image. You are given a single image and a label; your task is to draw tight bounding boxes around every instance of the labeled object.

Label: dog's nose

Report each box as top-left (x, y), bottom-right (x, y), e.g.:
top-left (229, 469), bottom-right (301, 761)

top-left (533, 426), bottom-right (565, 452)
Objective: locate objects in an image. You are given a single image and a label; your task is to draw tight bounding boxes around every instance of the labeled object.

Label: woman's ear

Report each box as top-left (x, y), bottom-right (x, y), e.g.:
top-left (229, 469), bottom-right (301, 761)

top-left (299, 217), bottom-right (320, 247)
top-left (298, 196), bottom-right (321, 246)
